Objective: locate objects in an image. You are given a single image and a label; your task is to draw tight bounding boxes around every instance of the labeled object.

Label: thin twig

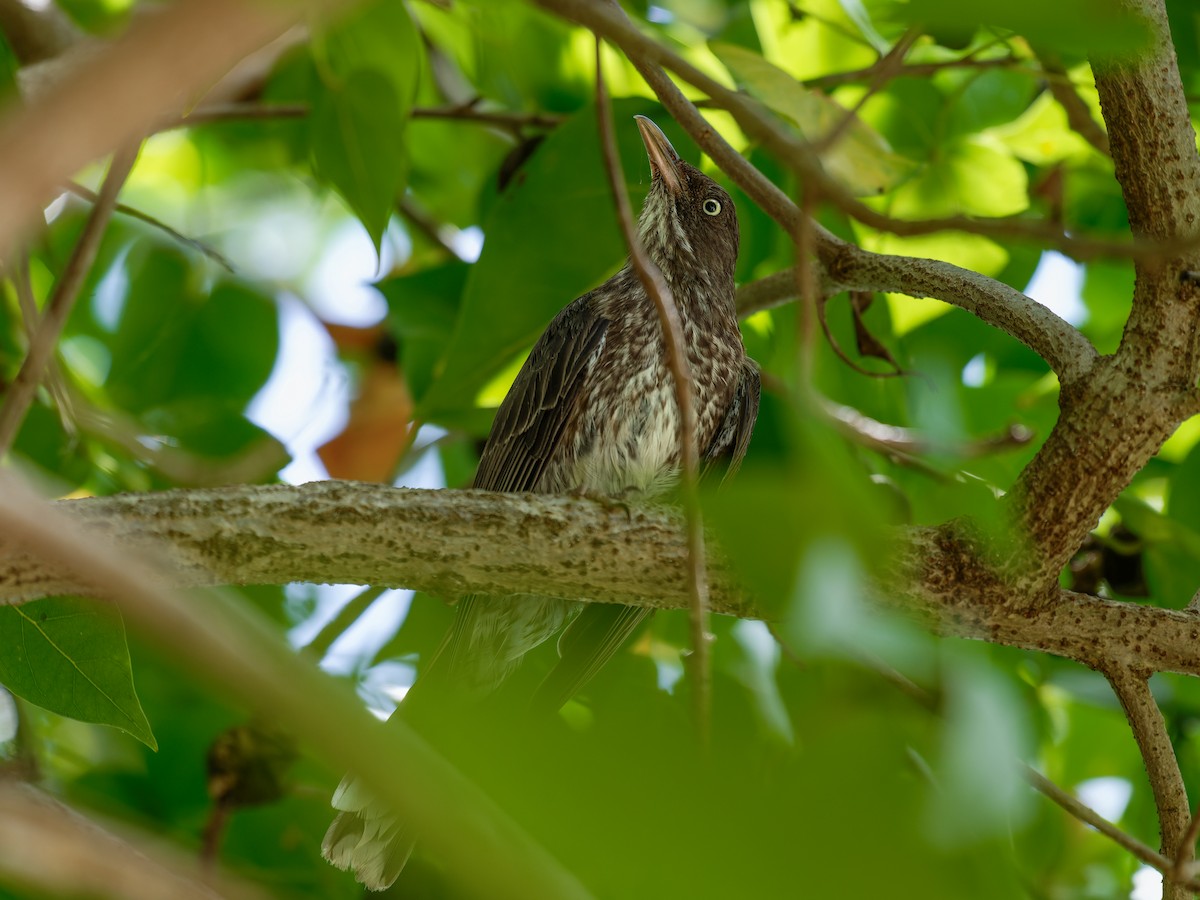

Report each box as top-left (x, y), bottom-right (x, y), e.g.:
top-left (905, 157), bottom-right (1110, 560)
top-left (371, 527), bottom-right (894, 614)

top-left (812, 27), bottom-right (920, 157)
top-left (802, 54), bottom-right (1022, 91)
top-left (593, 38), bottom-right (712, 746)
top-left (794, 191), bottom-right (820, 391)
top-left (1019, 764), bottom-right (1176, 874)
top-left (4, 255), bottom-right (77, 434)
top-left (398, 196), bottom-right (465, 259)
top-left (63, 180), bottom-right (233, 271)
top-left (818, 397), bottom-right (1034, 460)
top-left (855, 651), bottom-right (1194, 888)
top-left (0, 143), bottom-right (139, 456)
top-left (1108, 667), bottom-right (1192, 899)
top-left (160, 102), bottom-right (564, 133)
top-left (1037, 53), bottom-right (1109, 156)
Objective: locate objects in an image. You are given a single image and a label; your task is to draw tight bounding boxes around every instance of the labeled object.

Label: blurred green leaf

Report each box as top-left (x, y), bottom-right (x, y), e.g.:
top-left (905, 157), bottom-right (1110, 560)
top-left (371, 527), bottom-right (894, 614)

top-left (902, 0), bottom-right (1153, 57)
top-left (378, 261), bottom-right (467, 402)
top-left (317, 0), bottom-right (422, 103)
top-left (311, 70), bottom-right (408, 252)
top-left (0, 597), bottom-right (156, 750)
top-left (712, 41), bottom-right (913, 195)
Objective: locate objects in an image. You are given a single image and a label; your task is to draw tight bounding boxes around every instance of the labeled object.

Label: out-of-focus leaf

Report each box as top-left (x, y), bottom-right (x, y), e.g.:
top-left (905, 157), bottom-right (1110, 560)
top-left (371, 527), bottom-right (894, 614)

top-left (311, 71), bottom-right (408, 252)
top-left (940, 68), bottom-right (1037, 138)
top-left (1081, 260), bottom-right (1133, 354)
top-left (12, 403), bottom-right (90, 487)
top-left (0, 597), bottom-right (156, 750)
top-left (835, 0), bottom-right (890, 52)
top-left (929, 649), bottom-right (1033, 843)
top-left (712, 42), bottom-right (912, 195)
top-left (140, 400), bottom-right (286, 463)
top-left (378, 261), bottom-right (468, 403)
top-left (318, 0), bottom-right (422, 103)
top-left (991, 91), bottom-right (1098, 165)
top-left (888, 138), bottom-right (1029, 218)
top-left (173, 281), bottom-right (279, 406)
top-left (901, 0), bottom-right (1152, 57)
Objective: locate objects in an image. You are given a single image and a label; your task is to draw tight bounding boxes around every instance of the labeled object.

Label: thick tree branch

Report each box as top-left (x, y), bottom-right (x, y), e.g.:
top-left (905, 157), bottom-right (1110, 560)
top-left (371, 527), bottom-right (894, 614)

top-left (0, 482), bottom-right (753, 618)
top-left (1002, 0), bottom-right (1200, 597)
top-left (12, 484), bottom-right (1200, 687)
top-left (0, 474), bottom-right (594, 900)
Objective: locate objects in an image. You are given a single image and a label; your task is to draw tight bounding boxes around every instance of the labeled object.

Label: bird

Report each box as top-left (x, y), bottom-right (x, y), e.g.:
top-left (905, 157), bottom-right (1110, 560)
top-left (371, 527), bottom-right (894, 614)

top-left (321, 115), bottom-right (760, 891)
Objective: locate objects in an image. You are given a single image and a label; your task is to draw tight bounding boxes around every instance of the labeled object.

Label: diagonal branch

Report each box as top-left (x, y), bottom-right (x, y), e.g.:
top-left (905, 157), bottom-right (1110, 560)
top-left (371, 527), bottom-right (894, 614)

top-left (0, 144), bottom-right (138, 455)
top-left (531, 0), bottom-right (1097, 386)
top-left (593, 40), bottom-right (712, 741)
top-left (0, 474), bottom-right (595, 900)
top-left (1108, 668), bottom-right (1192, 899)
top-left (0, 0), bottom-right (349, 263)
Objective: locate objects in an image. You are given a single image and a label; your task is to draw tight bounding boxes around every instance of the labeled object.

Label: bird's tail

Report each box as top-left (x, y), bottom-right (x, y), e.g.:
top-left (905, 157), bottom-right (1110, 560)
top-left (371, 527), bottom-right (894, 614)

top-left (321, 773), bottom-right (415, 892)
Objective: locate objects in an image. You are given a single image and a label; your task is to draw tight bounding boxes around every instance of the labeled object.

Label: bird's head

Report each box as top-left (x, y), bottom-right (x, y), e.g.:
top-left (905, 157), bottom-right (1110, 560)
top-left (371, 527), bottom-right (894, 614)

top-left (634, 115), bottom-right (739, 291)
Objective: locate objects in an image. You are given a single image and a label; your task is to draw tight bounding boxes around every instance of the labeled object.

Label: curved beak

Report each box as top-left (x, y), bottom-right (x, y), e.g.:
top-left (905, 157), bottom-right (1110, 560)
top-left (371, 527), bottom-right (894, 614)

top-left (635, 115), bottom-right (683, 196)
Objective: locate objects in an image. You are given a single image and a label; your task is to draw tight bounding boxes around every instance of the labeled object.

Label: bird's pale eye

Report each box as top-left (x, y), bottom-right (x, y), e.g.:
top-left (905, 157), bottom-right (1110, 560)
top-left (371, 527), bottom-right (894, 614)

top-left (702, 198), bottom-right (722, 216)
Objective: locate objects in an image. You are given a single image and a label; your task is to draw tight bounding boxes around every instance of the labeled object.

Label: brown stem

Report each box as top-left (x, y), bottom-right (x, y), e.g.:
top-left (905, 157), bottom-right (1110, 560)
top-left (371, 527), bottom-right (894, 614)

top-left (1037, 54), bottom-right (1110, 156)
top-left (530, 0), bottom-right (1197, 264)
top-left (63, 179), bottom-right (233, 270)
top-left (1108, 668), bottom-right (1191, 898)
top-left (593, 38), bottom-right (712, 745)
top-left (0, 144), bottom-right (138, 455)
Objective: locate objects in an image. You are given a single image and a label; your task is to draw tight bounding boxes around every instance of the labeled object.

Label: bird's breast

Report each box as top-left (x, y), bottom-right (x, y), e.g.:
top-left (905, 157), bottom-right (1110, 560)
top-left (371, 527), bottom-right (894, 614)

top-left (555, 312), bottom-right (742, 497)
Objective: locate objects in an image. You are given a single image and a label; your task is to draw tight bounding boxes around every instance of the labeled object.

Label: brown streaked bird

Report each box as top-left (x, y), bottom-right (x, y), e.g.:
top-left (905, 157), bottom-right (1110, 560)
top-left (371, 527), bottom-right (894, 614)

top-left (322, 115), bottom-right (760, 891)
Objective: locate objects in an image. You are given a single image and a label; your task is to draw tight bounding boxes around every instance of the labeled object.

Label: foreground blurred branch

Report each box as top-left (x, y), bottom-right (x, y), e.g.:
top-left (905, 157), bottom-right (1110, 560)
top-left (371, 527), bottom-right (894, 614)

top-left (0, 783), bottom-right (266, 900)
top-left (0, 476), bottom-right (593, 900)
top-left (0, 0), bottom-right (349, 261)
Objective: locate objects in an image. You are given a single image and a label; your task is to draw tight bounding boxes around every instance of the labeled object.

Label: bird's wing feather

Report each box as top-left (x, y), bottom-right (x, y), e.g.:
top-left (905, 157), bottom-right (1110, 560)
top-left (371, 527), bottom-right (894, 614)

top-left (528, 359), bottom-right (761, 713)
top-left (412, 298), bottom-right (609, 701)
top-left (702, 356), bottom-right (761, 482)
top-left (471, 296), bottom-right (609, 493)
top-left (529, 602), bottom-right (653, 714)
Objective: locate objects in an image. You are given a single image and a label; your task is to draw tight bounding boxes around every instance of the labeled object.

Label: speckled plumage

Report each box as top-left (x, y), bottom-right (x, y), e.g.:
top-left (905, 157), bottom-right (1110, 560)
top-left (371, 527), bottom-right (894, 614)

top-left (323, 117), bottom-right (759, 891)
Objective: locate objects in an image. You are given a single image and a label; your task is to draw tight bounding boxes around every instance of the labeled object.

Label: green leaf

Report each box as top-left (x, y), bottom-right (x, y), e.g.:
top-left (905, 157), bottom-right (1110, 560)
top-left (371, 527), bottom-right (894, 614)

top-left (312, 70), bottom-right (409, 252)
top-left (0, 597), bottom-right (156, 749)
top-left (378, 261), bottom-right (467, 402)
top-left (902, 0), bottom-right (1152, 57)
top-left (317, 0), bottom-right (422, 105)
top-left (887, 138), bottom-right (1029, 218)
top-left (416, 98), bottom-right (689, 417)
top-left (173, 281), bottom-right (279, 406)
top-left (0, 30), bottom-right (19, 107)
top-left (106, 245), bottom-right (197, 413)
top-left (711, 42), bottom-right (912, 196)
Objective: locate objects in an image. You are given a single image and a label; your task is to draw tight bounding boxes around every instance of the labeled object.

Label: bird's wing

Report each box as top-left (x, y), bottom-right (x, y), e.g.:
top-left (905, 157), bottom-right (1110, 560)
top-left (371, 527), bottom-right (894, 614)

top-left (529, 602), bottom-right (653, 714)
top-left (471, 295), bottom-right (610, 493)
top-left (702, 356), bottom-right (761, 482)
top-left (410, 297), bottom-right (609, 703)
